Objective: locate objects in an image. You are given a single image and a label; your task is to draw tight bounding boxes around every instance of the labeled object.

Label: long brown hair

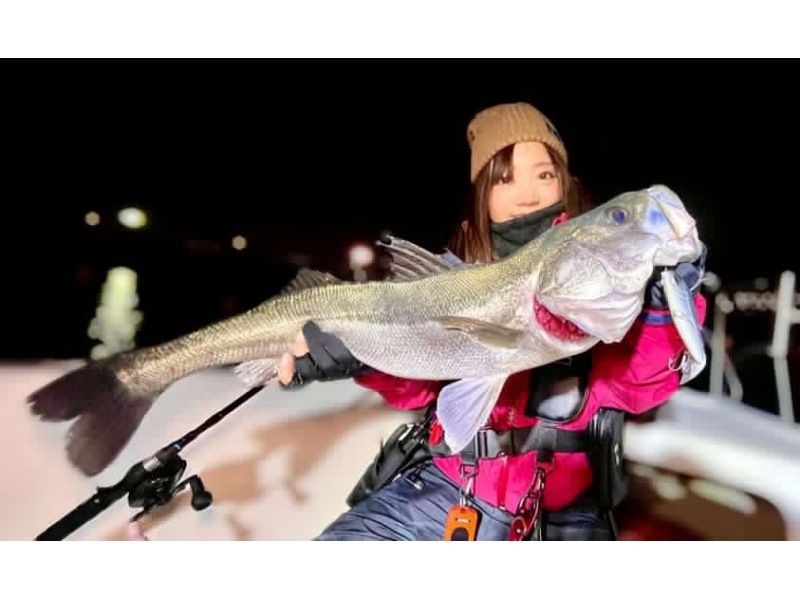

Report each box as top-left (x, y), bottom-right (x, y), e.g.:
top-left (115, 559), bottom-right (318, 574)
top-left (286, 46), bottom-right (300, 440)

top-left (447, 144), bottom-right (590, 264)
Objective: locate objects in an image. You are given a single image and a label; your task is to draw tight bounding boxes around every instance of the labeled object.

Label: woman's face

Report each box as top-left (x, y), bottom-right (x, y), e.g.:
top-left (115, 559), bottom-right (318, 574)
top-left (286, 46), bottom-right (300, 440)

top-left (488, 141), bottom-right (562, 224)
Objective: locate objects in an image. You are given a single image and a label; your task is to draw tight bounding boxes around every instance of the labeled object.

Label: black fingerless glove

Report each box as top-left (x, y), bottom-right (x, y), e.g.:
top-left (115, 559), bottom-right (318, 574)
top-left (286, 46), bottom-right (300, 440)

top-left (281, 320), bottom-right (373, 389)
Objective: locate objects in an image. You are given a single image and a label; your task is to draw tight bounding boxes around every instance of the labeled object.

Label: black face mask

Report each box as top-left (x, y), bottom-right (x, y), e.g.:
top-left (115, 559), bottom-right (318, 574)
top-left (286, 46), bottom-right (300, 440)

top-left (490, 202), bottom-right (564, 258)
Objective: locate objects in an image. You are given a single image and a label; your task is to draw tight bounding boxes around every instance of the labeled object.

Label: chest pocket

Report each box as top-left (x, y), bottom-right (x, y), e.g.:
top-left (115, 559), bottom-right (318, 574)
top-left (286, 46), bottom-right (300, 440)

top-left (525, 353), bottom-right (592, 423)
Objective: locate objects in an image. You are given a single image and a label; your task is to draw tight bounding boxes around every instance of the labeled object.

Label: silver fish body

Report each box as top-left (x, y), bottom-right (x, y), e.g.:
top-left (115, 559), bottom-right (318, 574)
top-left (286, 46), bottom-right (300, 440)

top-left (28, 184), bottom-right (704, 474)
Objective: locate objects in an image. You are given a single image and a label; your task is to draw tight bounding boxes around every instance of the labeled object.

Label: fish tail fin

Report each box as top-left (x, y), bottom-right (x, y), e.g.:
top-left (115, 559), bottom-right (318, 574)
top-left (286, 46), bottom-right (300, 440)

top-left (28, 358), bottom-right (156, 476)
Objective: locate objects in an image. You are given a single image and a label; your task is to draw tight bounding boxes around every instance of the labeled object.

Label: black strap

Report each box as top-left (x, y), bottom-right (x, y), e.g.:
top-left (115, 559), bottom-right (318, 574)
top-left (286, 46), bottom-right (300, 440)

top-left (430, 425), bottom-right (593, 463)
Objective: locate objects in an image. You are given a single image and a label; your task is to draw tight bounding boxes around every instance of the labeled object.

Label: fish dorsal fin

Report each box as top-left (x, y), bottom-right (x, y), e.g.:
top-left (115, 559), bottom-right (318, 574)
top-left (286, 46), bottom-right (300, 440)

top-left (435, 316), bottom-right (524, 350)
top-left (436, 374), bottom-right (509, 453)
top-left (281, 267), bottom-right (343, 295)
top-left (378, 234), bottom-right (464, 282)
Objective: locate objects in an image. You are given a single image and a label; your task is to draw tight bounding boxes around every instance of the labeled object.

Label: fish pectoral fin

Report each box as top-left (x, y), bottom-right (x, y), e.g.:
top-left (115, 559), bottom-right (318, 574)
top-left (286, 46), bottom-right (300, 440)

top-left (281, 267), bottom-right (344, 295)
top-left (436, 374), bottom-right (508, 454)
top-left (435, 316), bottom-right (524, 349)
top-left (234, 358), bottom-right (280, 387)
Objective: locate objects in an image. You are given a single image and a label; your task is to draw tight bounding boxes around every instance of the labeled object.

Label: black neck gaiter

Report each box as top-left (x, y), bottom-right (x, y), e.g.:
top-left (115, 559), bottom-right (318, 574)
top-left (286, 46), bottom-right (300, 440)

top-left (490, 202), bottom-right (564, 258)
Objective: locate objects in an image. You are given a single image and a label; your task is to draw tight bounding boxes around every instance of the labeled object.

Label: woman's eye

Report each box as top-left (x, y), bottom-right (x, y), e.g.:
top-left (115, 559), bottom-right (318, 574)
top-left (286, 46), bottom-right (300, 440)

top-left (539, 171), bottom-right (556, 180)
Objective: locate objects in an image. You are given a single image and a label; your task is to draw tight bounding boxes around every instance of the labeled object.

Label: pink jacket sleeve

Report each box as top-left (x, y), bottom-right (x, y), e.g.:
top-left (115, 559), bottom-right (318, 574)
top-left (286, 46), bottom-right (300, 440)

top-left (586, 293), bottom-right (708, 414)
top-left (353, 370), bottom-right (443, 410)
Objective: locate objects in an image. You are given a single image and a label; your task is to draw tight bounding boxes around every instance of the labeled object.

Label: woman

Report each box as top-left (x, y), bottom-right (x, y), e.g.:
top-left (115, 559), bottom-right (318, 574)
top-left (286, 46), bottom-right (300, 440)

top-left (279, 102), bottom-right (707, 540)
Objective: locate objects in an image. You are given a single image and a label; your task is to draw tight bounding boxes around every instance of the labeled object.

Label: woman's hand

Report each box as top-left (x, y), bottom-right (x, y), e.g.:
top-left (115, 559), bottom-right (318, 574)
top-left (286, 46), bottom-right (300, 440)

top-left (278, 321), bottom-right (370, 388)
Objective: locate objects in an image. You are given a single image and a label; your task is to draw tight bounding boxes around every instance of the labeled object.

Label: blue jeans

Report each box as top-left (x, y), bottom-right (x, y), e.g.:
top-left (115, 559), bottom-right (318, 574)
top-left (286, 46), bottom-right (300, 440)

top-left (316, 461), bottom-right (613, 541)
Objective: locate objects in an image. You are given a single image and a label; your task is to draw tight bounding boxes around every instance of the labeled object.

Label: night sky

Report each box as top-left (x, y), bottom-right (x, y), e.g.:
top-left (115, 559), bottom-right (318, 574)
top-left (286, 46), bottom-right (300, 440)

top-left (2, 60), bottom-right (798, 361)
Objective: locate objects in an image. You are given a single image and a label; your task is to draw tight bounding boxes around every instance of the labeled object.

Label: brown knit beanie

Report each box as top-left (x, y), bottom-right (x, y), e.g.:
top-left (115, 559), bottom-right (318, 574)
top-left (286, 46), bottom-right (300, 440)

top-left (467, 102), bottom-right (568, 183)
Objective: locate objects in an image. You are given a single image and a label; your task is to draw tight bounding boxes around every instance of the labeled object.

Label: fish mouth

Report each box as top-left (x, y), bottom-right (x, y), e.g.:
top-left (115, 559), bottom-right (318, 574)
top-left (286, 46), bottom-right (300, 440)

top-left (534, 299), bottom-right (590, 341)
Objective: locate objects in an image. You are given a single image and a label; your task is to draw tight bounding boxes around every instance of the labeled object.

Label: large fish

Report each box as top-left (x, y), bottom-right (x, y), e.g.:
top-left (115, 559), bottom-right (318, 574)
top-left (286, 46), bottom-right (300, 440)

top-left (28, 185), bottom-right (703, 476)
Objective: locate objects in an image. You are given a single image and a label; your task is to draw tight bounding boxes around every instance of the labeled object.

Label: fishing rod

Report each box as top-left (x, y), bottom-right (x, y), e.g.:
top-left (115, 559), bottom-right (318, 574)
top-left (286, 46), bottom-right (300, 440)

top-left (36, 384), bottom-right (265, 540)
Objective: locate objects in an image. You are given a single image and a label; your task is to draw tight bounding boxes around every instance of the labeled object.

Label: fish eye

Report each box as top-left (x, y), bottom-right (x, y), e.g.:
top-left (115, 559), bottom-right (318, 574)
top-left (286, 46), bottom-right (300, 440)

top-left (608, 207), bottom-right (628, 224)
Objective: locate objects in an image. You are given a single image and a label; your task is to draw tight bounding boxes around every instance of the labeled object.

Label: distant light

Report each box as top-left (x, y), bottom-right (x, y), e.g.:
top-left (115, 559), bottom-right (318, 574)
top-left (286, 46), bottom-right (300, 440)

top-left (688, 479), bottom-right (756, 515)
top-left (650, 473), bottom-right (687, 501)
top-left (87, 266), bottom-right (143, 360)
top-left (232, 235), bottom-right (248, 251)
top-left (754, 277), bottom-right (769, 291)
top-left (702, 271), bottom-right (721, 294)
top-left (717, 292), bottom-right (735, 314)
top-left (85, 211), bottom-right (100, 226)
top-left (118, 207), bottom-right (147, 229)
top-left (349, 244), bottom-right (375, 269)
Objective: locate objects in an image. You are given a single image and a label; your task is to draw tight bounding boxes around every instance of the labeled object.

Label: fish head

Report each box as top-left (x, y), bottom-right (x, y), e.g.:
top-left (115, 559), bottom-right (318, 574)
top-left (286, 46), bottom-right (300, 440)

top-left (534, 185), bottom-right (703, 344)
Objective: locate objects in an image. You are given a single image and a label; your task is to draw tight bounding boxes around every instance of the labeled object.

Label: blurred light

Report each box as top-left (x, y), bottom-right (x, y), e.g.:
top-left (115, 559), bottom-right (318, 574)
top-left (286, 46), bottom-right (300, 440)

top-left (232, 235), bottom-right (248, 251)
top-left (717, 292), bottom-right (735, 314)
top-left (628, 463), bottom-right (656, 479)
top-left (651, 473), bottom-right (688, 501)
top-left (118, 207), bottom-right (147, 229)
top-left (688, 479), bottom-right (756, 515)
top-left (88, 266), bottom-right (143, 360)
top-left (85, 211), bottom-right (100, 226)
top-left (349, 244), bottom-right (375, 269)
top-left (702, 271), bottom-right (721, 294)
top-left (754, 277), bottom-right (769, 291)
